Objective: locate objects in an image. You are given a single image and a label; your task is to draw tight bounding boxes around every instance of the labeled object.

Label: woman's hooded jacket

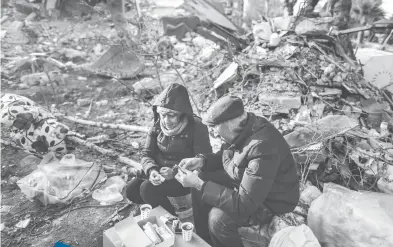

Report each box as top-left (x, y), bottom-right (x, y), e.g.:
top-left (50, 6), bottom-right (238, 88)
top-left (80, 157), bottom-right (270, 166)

top-left (141, 83), bottom-right (212, 176)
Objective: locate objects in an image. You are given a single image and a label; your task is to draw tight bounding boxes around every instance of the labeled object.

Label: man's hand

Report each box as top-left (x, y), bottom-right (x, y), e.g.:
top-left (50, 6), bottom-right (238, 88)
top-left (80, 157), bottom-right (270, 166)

top-left (175, 168), bottom-right (204, 190)
top-left (159, 167), bottom-right (175, 180)
top-left (179, 157), bottom-right (204, 171)
top-left (149, 170), bottom-right (165, 186)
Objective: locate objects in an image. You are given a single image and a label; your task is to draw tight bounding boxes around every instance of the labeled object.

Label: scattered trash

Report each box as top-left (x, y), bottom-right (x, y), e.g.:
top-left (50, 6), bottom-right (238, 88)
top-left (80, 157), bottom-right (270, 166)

top-left (15, 218), bottom-right (31, 229)
top-left (308, 183), bottom-right (393, 247)
top-left (0, 205), bottom-right (13, 214)
top-left (77, 98), bottom-right (91, 107)
top-left (212, 62), bottom-right (239, 90)
top-left (269, 33), bottom-right (281, 47)
top-left (299, 185), bottom-right (322, 205)
top-left (92, 176), bottom-right (126, 205)
top-left (96, 100), bottom-right (109, 107)
top-left (269, 224), bottom-right (321, 247)
top-left (17, 153), bottom-right (107, 205)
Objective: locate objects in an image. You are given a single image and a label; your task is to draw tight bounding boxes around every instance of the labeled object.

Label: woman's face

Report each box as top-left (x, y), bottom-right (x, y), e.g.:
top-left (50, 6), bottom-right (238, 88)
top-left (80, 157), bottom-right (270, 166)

top-left (159, 112), bottom-right (182, 129)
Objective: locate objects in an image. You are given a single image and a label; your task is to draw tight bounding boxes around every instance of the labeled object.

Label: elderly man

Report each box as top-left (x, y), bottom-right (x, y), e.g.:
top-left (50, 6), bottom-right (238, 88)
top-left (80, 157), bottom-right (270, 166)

top-left (175, 96), bottom-right (300, 247)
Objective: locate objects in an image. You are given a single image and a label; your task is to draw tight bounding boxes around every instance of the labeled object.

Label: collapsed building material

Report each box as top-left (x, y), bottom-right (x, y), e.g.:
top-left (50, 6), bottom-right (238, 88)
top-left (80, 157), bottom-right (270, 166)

top-left (85, 45), bottom-right (145, 79)
top-left (182, 0), bottom-right (238, 32)
top-left (20, 71), bottom-right (63, 87)
top-left (212, 62), bottom-right (239, 90)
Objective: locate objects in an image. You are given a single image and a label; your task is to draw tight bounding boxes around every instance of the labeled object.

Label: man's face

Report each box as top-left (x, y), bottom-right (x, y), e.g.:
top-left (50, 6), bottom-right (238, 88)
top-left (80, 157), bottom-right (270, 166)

top-left (159, 112), bottom-right (181, 130)
top-left (209, 123), bottom-right (236, 144)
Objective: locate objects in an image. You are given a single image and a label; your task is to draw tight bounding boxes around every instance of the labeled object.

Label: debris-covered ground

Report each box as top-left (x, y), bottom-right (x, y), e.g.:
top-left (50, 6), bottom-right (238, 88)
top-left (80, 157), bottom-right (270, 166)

top-left (1, 0), bottom-right (393, 246)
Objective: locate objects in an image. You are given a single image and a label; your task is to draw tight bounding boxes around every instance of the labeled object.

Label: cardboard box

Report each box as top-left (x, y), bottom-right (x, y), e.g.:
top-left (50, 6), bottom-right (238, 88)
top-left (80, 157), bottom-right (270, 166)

top-left (137, 216), bottom-right (175, 247)
top-left (107, 215), bottom-right (174, 247)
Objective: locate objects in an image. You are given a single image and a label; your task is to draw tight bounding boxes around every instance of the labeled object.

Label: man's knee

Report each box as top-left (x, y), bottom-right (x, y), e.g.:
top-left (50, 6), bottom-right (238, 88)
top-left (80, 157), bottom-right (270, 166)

top-left (208, 207), bottom-right (235, 235)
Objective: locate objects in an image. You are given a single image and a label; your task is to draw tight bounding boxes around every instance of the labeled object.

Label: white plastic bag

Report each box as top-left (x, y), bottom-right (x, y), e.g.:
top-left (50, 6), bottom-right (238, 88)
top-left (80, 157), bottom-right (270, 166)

top-left (92, 176), bottom-right (126, 205)
top-left (308, 183), bottom-right (393, 247)
top-left (269, 224), bottom-right (321, 247)
top-left (17, 153), bottom-right (107, 205)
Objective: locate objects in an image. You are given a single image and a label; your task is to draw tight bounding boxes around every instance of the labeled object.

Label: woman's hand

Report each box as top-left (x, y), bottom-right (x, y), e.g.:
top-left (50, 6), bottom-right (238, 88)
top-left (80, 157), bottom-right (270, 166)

top-left (149, 170), bottom-right (165, 186)
top-left (160, 167), bottom-right (175, 180)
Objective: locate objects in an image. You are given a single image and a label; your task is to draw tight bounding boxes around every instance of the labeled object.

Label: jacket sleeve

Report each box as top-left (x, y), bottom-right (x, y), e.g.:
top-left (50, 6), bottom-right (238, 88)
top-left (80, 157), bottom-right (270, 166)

top-left (192, 120), bottom-right (213, 155)
top-left (201, 141), bottom-right (280, 217)
top-left (202, 151), bottom-right (223, 172)
top-left (140, 125), bottom-right (160, 176)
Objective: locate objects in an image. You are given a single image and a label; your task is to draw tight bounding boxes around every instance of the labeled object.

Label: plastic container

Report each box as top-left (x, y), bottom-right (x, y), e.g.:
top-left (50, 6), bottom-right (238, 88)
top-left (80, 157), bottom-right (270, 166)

top-left (181, 222), bottom-right (194, 242)
top-left (140, 204), bottom-right (152, 220)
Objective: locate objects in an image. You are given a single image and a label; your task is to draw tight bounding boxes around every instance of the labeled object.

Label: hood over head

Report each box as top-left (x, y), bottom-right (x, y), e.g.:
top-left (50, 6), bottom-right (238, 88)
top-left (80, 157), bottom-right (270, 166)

top-left (152, 83), bottom-right (193, 121)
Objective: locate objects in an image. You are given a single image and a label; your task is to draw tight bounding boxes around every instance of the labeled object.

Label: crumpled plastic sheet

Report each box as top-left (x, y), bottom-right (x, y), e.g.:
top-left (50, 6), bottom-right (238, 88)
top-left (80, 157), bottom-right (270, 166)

top-left (92, 176), bottom-right (126, 205)
top-left (308, 183), bottom-right (393, 247)
top-left (269, 224), bottom-right (321, 247)
top-left (285, 115), bottom-right (358, 149)
top-left (17, 153), bottom-right (107, 205)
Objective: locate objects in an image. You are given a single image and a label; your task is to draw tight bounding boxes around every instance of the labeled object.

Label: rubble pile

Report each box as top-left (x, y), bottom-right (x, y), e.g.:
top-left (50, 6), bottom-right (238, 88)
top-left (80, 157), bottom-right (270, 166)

top-left (1, 0), bottom-right (393, 246)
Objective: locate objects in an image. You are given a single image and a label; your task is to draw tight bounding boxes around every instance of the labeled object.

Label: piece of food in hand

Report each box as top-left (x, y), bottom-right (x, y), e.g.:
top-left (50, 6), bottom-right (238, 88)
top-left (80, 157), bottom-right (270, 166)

top-left (151, 171), bottom-right (165, 183)
top-left (160, 167), bottom-right (175, 179)
top-left (173, 165), bottom-right (179, 176)
top-left (173, 165), bottom-right (187, 175)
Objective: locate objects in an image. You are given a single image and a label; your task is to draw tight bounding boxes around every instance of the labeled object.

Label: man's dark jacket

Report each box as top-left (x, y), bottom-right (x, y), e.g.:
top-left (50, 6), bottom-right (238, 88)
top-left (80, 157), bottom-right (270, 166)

top-left (200, 113), bottom-right (300, 217)
top-left (141, 83), bottom-right (212, 176)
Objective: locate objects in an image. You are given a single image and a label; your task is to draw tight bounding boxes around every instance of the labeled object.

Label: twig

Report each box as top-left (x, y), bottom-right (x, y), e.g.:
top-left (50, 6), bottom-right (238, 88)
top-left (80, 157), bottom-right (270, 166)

top-left (171, 57), bottom-right (202, 68)
top-left (60, 115), bottom-right (149, 133)
top-left (112, 77), bottom-right (152, 107)
top-left (151, 58), bottom-right (163, 91)
top-left (101, 203), bottom-right (132, 227)
top-left (302, 65), bottom-right (318, 79)
top-left (83, 99), bottom-right (94, 118)
top-left (67, 136), bottom-right (142, 169)
top-left (167, 59), bottom-right (201, 117)
top-left (382, 90), bottom-right (393, 109)
top-left (293, 71), bottom-right (310, 90)
top-left (308, 41), bottom-right (346, 72)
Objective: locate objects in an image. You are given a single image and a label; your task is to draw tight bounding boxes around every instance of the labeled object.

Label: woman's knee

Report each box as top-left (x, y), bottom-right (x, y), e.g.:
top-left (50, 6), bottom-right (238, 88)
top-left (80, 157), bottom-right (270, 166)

top-left (140, 180), bottom-right (155, 200)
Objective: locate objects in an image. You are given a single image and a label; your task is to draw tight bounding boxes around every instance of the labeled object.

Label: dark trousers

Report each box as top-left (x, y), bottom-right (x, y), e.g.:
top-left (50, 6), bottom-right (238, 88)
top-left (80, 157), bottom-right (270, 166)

top-left (140, 179), bottom-right (190, 215)
top-left (193, 170), bottom-right (273, 247)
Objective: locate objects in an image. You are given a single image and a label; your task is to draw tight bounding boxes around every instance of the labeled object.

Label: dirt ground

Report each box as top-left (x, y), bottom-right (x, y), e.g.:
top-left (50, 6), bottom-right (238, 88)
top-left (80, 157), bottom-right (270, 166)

top-left (0, 16), bottom-right (155, 246)
top-left (1, 70), bottom-right (155, 245)
top-left (1, 71), bottom-right (151, 246)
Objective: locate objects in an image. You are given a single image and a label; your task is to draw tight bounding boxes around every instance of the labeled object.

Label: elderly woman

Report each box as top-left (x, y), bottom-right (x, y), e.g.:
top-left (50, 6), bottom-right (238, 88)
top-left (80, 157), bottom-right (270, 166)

top-left (128, 83), bottom-right (212, 215)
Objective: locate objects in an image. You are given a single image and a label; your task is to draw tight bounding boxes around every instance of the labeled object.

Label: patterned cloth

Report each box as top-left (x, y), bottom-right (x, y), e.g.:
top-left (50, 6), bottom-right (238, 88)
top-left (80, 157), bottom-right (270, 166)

top-left (1, 93), bottom-right (69, 155)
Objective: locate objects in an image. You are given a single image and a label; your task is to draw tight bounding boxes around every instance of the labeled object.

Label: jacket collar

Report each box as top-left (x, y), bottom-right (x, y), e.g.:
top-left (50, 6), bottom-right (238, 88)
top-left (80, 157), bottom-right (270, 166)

top-left (228, 112), bottom-right (265, 150)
